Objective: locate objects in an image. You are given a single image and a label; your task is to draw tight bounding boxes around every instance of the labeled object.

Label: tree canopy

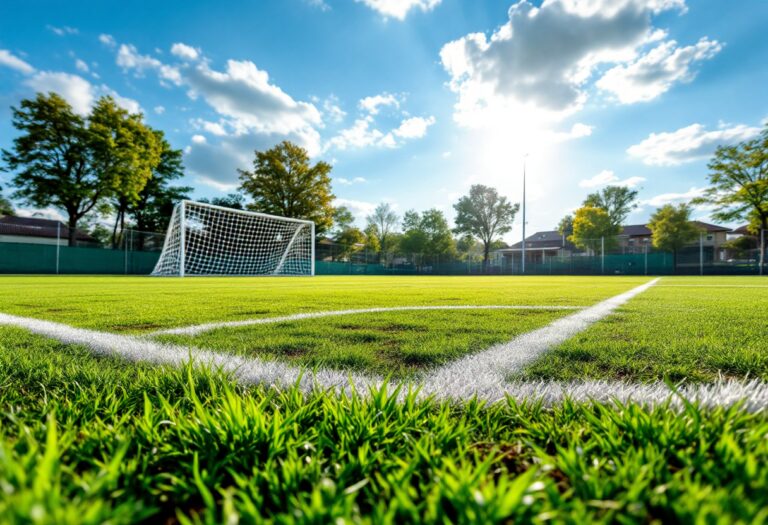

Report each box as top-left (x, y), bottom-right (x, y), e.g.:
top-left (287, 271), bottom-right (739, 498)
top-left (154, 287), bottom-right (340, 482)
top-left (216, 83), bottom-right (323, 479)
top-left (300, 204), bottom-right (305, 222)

top-left (238, 141), bottom-right (334, 234)
top-left (647, 204), bottom-right (700, 266)
top-left (199, 193), bottom-right (245, 210)
top-left (400, 208), bottom-right (456, 266)
top-left (0, 184), bottom-right (13, 216)
top-left (694, 124), bottom-right (768, 273)
top-left (569, 206), bottom-right (620, 252)
top-left (366, 202), bottom-right (399, 258)
top-left (583, 185), bottom-right (638, 227)
top-left (453, 184), bottom-right (518, 270)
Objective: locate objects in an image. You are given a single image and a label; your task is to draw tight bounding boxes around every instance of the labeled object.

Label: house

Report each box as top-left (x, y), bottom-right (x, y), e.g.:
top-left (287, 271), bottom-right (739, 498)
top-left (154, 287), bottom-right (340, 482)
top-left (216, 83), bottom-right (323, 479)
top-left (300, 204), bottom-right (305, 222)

top-left (618, 222), bottom-right (729, 260)
top-left (0, 215), bottom-right (98, 246)
top-left (494, 230), bottom-right (576, 265)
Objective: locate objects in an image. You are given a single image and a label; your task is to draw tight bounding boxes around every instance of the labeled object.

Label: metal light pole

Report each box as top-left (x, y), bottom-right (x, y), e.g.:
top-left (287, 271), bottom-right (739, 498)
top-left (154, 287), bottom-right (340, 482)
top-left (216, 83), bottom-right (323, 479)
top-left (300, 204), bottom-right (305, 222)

top-left (521, 154), bottom-right (527, 274)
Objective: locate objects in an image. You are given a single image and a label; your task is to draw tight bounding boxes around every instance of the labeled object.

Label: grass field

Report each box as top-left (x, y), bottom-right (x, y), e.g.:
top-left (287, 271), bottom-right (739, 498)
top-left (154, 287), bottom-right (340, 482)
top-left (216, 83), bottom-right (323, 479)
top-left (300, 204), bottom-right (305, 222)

top-left (1, 274), bottom-right (767, 523)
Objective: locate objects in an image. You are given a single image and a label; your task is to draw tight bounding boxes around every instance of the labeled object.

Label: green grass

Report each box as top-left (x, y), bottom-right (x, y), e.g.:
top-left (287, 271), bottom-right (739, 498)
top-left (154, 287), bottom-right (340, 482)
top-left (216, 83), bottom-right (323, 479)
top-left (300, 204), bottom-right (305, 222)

top-left (157, 309), bottom-right (568, 378)
top-left (1, 326), bottom-right (767, 524)
top-left (520, 276), bottom-right (768, 383)
top-left (0, 275), bottom-right (648, 332)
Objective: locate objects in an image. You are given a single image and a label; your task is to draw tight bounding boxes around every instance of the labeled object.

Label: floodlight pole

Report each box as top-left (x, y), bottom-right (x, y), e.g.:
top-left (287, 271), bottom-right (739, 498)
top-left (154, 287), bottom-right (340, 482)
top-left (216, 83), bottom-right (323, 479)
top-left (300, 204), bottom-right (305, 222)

top-left (521, 154), bottom-right (527, 274)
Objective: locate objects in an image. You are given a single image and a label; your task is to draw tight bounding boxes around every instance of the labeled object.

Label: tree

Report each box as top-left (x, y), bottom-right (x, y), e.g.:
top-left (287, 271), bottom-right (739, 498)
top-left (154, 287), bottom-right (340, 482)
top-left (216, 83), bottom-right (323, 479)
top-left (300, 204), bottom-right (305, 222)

top-left (453, 184), bottom-right (519, 272)
top-left (0, 184), bottom-right (13, 216)
top-left (557, 214), bottom-right (573, 244)
top-left (583, 185), bottom-right (638, 227)
top-left (332, 206), bottom-right (355, 235)
top-left (199, 193), bottom-right (245, 210)
top-left (647, 204), bottom-right (700, 268)
top-left (330, 206), bottom-right (363, 261)
top-left (569, 206), bottom-right (621, 253)
top-left (129, 132), bottom-right (190, 247)
top-left (238, 141), bottom-right (334, 234)
top-left (90, 96), bottom-right (162, 247)
top-left (366, 202), bottom-right (399, 261)
top-left (363, 224), bottom-right (380, 255)
top-left (694, 125), bottom-right (768, 274)
top-left (1, 93), bottom-right (106, 245)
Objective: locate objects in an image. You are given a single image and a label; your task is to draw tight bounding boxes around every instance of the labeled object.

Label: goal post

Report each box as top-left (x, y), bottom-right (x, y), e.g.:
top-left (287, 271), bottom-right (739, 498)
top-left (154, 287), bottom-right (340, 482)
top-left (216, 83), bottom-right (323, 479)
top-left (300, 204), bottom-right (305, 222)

top-left (152, 200), bottom-right (315, 277)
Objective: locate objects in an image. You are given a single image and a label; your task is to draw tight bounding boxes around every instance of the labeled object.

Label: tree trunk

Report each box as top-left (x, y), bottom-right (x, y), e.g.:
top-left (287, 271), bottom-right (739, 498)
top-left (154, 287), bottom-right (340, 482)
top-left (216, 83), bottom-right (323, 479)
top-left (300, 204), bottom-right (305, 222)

top-left (482, 243), bottom-right (490, 274)
top-left (67, 215), bottom-right (77, 247)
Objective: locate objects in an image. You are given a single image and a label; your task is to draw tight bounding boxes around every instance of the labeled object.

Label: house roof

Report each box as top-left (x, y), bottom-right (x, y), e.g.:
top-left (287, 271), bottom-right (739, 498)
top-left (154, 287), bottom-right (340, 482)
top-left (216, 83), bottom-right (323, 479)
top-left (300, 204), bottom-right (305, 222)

top-left (0, 215), bottom-right (96, 242)
top-left (621, 224), bottom-right (652, 236)
top-left (730, 224), bottom-right (754, 235)
top-left (690, 221), bottom-right (730, 233)
top-left (505, 230), bottom-right (574, 251)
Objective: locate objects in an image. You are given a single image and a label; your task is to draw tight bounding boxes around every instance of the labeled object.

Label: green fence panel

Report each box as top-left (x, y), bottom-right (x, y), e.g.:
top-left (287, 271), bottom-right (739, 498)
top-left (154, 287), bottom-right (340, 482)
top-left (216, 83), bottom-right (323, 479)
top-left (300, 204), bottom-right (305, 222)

top-left (0, 242), bottom-right (160, 274)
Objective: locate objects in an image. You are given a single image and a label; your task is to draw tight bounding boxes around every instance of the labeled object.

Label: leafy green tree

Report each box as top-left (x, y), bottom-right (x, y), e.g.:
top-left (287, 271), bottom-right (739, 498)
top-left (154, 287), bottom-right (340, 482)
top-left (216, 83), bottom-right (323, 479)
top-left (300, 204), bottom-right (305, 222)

top-left (400, 210), bottom-right (429, 265)
top-left (557, 214), bottom-right (573, 237)
top-left (0, 184), bottom-right (14, 216)
top-left (90, 97), bottom-right (162, 247)
top-left (1, 93), bottom-right (106, 245)
top-left (647, 204), bottom-right (701, 268)
top-left (332, 206), bottom-right (355, 234)
top-left (569, 206), bottom-right (620, 253)
top-left (238, 141), bottom-right (334, 234)
top-left (335, 227), bottom-right (365, 261)
top-left (366, 202), bottom-right (399, 260)
top-left (453, 184), bottom-right (519, 272)
top-left (456, 234), bottom-right (482, 262)
top-left (363, 224), bottom-right (380, 255)
top-left (129, 133), bottom-right (190, 248)
top-left (583, 185), bottom-right (638, 227)
top-left (199, 193), bottom-right (246, 210)
top-left (694, 125), bottom-right (768, 274)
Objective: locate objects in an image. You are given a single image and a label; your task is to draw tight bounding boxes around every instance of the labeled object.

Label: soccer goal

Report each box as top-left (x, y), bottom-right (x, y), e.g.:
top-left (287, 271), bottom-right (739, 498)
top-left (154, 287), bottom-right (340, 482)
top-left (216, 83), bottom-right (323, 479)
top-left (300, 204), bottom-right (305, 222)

top-left (151, 200), bottom-right (315, 277)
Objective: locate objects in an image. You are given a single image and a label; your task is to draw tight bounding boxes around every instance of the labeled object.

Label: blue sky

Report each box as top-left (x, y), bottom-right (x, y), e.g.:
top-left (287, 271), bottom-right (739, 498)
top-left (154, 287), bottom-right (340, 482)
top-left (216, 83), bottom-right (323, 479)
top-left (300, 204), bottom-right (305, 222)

top-left (1, 0), bottom-right (767, 240)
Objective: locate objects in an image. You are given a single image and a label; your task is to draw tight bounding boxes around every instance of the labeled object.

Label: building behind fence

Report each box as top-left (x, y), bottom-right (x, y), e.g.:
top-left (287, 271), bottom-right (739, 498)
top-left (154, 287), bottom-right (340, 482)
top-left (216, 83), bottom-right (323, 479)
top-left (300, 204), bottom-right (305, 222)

top-left (0, 215), bottom-right (765, 275)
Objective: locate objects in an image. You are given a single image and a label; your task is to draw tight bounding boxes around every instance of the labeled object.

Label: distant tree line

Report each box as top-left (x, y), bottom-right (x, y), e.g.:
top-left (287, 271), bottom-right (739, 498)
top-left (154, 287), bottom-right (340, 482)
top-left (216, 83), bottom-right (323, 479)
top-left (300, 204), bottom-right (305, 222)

top-left (2, 90), bottom-right (766, 273)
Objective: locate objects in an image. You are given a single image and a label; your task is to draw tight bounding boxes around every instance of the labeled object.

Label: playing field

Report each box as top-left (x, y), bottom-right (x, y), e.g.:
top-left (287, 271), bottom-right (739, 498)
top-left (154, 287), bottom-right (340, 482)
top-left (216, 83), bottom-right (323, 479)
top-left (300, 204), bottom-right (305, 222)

top-left (1, 275), bottom-right (766, 523)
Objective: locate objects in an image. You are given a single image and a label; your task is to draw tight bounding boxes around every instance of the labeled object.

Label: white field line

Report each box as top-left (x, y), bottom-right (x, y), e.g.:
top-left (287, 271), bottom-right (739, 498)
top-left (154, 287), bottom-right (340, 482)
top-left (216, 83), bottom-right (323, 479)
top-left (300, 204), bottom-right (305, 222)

top-left (2, 277), bottom-right (767, 410)
top-left (150, 305), bottom-right (584, 336)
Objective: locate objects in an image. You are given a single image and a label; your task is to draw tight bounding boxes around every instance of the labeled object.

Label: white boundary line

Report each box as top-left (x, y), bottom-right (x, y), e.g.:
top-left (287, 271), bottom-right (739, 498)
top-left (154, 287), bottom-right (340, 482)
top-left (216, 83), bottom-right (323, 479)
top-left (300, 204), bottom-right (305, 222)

top-left (2, 277), bottom-right (767, 410)
top-left (150, 305), bottom-right (584, 336)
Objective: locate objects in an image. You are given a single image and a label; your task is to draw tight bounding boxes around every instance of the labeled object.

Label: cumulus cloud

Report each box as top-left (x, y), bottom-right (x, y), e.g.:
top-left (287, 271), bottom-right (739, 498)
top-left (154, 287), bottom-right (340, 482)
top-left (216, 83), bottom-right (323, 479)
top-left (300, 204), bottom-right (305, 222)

top-left (170, 42), bottom-right (200, 61)
top-left (74, 59), bottom-right (89, 73)
top-left (597, 38), bottom-right (721, 103)
top-left (116, 44), bottom-right (182, 85)
top-left (154, 105), bottom-right (165, 114)
top-left (359, 93), bottom-right (399, 115)
top-left (333, 198), bottom-right (378, 223)
top-left (47, 25), bottom-right (78, 36)
top-left (641, 187), bottom-right (706, 207)
top-left (99, 34), bottom-right (116, 48)
top-left (579, 170), bottom-right (645, 188)
top-left (627, 123), bottom-right (762, 166)
top-left (24, 72), bottom-right (95, 114)
top-left (392, 116), bottom-right (435, 139)
top-left (439, 0), bottom-right (699, 129)
top-left (336, 177), bottom-right (367, 185)
top-left (355, 0), bottom-right (442, 20)
top-left (99, 85), bottom-right (142, 113)
top-left (0, 49), bottom-right (35, 75)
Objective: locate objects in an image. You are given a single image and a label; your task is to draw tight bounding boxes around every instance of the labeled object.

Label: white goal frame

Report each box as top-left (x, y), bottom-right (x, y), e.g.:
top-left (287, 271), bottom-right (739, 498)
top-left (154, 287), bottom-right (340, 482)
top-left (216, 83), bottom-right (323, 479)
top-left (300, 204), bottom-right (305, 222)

top-left (152, 200), bottom-right (315, 277)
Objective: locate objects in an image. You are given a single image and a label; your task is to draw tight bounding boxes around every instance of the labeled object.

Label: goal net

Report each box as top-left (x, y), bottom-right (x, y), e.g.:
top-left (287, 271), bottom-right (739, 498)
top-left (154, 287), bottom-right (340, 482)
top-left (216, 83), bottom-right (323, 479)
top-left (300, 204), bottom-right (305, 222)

top-left (151, 200), bottom-right (315, 276)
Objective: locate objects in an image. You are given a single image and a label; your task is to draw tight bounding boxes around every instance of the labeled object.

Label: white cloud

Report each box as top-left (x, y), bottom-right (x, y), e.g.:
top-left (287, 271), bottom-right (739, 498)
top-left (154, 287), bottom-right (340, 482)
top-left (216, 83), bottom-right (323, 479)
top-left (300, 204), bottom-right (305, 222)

top-left (170, 42), bottom-right (200, 61)
top-left (336, 177), bottom-right (367, 185)
top-left (359, 93), bottom-right (399, 115)
top-left (326, 118), bottom-right (389, 150)
top-left (195, 176), bottom-right (239, 193)
top-left (597, 38), bottom-right (722, 103)
top-left (439, 0), bottom-right (692, 131)
top-left (323, 96), bottom-right (346, 122)
top-left (0, 49), bottom-right (35, 75)
top-left (579, 170), bottom-right (645, 188)
top-left (355, 0), bottom-right (441, 20)
top-left (334, 198), bottom-right (378, 223)
top-left (99, 85), bottom-right (142, 113)
top-left (116, 44), bottom-right (182, 85)
top-left (192, 118), bottom-right (230, 137)
top-left (74, 59), bottom-right (89, 73)
top-left (15, 206), bottom-right (66, 221)
top-left (627, 123), bottom-right (762, 166)
top-left (24, 72), bottom-right (94, 114)
top-left (191, 134), bottom-right (207, 144)
top-left (99, 34), bottom-right (116, 48)
top-left (306, 0), bottom-right (331, 11)
top-left (392, 115), bottom-right (435, 139)
top-left (642, 187), bottom-right (706, 207)
top-left (47, 25), bottom-right (78, 36)
top-left (154, 105), bottom-right (165, 114)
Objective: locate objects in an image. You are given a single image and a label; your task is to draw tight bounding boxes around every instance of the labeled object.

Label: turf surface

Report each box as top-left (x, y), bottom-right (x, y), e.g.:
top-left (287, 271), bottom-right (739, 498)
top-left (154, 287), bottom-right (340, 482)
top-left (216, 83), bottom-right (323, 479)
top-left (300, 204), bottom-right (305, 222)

top-left (156, 308), bottom-right (570, 378)
top-left (0, 275), bottom-right (648, 332)
top-left (520, 276), bottom-right (768, 383)
top-left (1, 326), bottom-right (767, 525)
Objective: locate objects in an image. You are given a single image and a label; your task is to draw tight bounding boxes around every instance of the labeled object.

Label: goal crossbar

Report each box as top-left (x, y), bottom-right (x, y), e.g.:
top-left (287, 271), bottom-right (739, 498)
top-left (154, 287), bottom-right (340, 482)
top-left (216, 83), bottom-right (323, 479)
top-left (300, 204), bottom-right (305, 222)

top-left (151, 200), bottom-right (315, 277)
